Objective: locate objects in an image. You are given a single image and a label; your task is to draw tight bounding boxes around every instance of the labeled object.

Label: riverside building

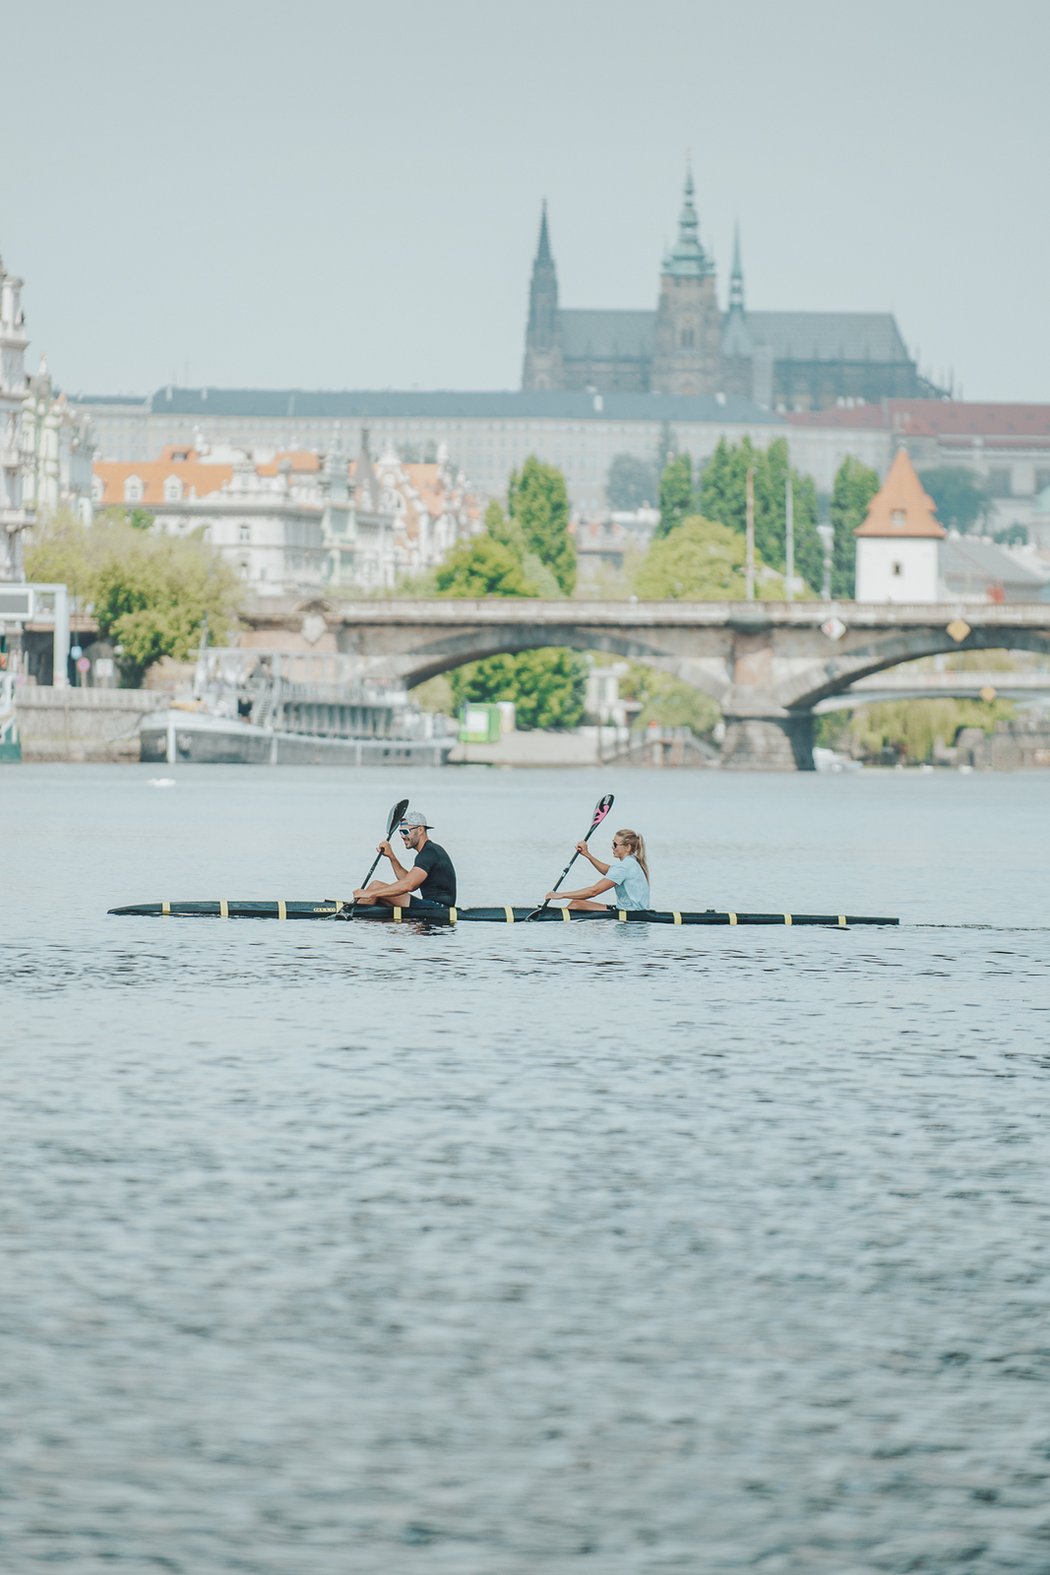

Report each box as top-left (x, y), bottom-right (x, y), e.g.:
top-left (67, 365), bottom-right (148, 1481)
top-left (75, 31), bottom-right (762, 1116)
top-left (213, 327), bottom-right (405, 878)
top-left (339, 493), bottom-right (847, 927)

top-left (93, 439), bottom-right (397, 594)
top-left (1, 255), bottom-right (33, 580)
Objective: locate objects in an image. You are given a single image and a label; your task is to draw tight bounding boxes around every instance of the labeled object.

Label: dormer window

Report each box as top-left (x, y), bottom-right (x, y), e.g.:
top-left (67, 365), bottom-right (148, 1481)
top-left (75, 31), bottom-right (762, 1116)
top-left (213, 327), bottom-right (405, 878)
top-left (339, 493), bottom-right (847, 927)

top-left (890, 509), bottom-right (905, 528)
top-left (124, 476), bottom-right (143, 503)
top-left (164, 476), bottom-right (183, 502)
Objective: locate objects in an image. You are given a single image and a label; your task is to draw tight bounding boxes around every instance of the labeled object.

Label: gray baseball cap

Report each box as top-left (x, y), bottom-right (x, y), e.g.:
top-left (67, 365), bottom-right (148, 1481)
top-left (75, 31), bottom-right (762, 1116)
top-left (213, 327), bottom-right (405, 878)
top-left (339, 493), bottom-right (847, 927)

top-left (400, 811), bottom-right (432, 829)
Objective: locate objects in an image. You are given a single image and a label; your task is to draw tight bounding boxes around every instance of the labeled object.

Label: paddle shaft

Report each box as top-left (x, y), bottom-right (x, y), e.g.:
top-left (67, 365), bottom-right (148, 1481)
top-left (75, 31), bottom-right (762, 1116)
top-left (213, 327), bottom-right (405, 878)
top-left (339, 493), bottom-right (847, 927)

top-left (543, 821), bottom-right (604, 906)
top-left (345, 798), bottom-right (409, 915)
top-left (527, 793), bottom-right (615, 919)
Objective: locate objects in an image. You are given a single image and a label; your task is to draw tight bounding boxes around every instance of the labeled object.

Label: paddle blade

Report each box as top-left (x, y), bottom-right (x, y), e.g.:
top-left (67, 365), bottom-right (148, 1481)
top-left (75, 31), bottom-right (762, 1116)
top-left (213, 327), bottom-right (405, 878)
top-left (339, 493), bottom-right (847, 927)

top-left (386, 798), bottom-right (410, 838)
top-left (589, 792), bottom-right (614, 832)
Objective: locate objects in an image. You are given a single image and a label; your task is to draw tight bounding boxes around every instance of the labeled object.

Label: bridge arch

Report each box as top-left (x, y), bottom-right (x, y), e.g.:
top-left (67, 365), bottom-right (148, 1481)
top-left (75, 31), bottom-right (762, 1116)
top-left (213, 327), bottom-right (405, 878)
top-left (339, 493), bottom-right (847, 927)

top-left (778, 629), bottom-right (1050, 713)
top-left (397, 625), bottom-right (732, 705)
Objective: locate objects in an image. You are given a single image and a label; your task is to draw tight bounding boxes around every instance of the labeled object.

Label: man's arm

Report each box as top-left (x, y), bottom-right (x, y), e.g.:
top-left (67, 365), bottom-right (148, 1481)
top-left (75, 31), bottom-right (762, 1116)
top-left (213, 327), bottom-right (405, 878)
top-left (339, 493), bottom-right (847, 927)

top-left (359, 867), bottom-right (426, 900)
top-left (377, 839), bottom-right (409, 881)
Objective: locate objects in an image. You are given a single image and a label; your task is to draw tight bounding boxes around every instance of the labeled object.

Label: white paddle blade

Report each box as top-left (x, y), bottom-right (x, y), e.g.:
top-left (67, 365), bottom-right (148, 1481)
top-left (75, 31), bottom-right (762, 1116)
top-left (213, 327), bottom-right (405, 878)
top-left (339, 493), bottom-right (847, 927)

top-left (386, 798), bottom-right (410, 837)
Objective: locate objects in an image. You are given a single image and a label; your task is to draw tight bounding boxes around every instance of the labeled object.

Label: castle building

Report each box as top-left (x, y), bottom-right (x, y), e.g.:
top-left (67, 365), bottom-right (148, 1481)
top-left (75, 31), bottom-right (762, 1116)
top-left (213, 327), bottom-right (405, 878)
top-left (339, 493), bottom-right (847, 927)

top-left (522, 169), bottom-right (945, 411)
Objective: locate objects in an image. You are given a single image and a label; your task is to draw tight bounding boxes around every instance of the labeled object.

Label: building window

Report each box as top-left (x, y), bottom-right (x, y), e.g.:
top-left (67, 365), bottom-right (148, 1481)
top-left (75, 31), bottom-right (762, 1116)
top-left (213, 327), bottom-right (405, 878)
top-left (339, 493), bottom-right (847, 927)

top-left (164, 476), bottom-right (183, 502)
top-left (124, 476), bottom-right (143, 503)
top-left (987, 468), bottom-right (1012, 498)
top-left (890, 509), bottom-right (905, 528)
top-left (238, 523), bottom-right (251, 544)
top-left (892, 561), bottom-right (903, 576)
top-left (680, 327), bottom-right (695, 349)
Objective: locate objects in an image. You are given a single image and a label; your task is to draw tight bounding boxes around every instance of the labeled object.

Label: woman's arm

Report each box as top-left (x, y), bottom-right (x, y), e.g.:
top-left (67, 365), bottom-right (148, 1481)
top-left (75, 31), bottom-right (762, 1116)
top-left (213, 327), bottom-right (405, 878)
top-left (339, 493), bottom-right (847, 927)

top-left (575, 841), bottom-right (610, 875)
top-left (546, 877), bottom-right (615, 902)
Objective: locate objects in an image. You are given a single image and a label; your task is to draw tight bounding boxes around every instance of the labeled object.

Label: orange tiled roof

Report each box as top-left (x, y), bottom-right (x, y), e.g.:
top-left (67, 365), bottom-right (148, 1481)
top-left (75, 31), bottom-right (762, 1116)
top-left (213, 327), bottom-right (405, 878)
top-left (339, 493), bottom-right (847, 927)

top-left (855, 448), bottom-right (946, 539)
top-left (94, 446), bottom-right (324, 505)
top-left (94, 449), bottom-right (233, 505)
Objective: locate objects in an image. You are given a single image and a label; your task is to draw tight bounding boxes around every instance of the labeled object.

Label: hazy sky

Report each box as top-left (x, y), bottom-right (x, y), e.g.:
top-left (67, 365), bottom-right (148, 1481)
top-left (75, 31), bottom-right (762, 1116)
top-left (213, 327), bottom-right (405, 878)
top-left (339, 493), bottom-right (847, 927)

top-left (3, 0), bottom-right (1047, 401)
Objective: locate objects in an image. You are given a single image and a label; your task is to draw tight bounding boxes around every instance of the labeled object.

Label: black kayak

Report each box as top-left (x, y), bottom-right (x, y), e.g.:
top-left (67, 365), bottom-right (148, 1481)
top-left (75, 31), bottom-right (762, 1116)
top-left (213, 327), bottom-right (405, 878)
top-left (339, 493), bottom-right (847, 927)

top-left (108, 901), bottom-right (898, 927)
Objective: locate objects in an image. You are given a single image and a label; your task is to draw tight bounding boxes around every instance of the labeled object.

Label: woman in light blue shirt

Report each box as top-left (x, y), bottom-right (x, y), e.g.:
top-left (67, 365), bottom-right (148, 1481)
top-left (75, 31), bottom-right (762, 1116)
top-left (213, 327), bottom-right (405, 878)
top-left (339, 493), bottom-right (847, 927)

top-left (545, 828), bottom-right (651, 912)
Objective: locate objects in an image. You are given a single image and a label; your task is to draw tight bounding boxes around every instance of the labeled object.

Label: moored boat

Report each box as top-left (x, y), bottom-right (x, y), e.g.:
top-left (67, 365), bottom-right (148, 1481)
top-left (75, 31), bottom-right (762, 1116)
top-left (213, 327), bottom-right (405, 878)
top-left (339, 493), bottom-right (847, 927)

top-left (108, 900), bottom-right (899, 927)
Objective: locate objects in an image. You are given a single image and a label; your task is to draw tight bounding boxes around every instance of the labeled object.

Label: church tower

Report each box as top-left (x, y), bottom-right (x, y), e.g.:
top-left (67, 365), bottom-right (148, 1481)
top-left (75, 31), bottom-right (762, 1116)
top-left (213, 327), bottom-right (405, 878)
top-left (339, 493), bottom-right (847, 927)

top-left (522, 202), bottom-right (564, 391)
top-left (650, 165), bottom-right (721, 396)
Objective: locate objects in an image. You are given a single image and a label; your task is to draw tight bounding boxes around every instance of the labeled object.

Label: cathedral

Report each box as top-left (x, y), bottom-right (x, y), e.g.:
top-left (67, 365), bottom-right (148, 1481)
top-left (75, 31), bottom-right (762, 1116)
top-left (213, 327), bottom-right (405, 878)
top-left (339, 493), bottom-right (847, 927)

top-left (522, 169), bottom-right (945, 411)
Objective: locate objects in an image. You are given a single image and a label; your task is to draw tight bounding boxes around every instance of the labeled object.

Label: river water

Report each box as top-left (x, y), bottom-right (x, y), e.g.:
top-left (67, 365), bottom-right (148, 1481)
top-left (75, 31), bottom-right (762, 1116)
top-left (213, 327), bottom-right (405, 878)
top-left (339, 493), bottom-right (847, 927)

top-left (2, 763), bottom-right (1049, 1574)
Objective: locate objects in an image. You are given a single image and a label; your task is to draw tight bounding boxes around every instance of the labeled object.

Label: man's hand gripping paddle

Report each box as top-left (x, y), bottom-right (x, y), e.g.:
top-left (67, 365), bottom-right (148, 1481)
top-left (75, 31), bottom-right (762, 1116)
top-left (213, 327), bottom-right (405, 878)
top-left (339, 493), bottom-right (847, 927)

top-left (526, 792), bottom-right (615, 920)
top-left (337, 798), bottom-right (409, 918)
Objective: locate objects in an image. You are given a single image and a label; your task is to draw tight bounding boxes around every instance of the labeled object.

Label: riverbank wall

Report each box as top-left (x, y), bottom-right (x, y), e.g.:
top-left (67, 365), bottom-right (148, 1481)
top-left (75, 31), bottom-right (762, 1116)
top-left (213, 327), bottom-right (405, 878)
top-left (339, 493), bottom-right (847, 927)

top-left (15, 689), bottom-right (166, 762)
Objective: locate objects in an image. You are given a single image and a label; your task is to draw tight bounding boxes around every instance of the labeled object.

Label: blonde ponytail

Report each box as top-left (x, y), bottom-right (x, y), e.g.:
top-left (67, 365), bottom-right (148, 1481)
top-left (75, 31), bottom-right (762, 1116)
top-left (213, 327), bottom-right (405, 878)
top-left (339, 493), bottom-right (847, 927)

top-left (614, 828), bottom-right (649, 883)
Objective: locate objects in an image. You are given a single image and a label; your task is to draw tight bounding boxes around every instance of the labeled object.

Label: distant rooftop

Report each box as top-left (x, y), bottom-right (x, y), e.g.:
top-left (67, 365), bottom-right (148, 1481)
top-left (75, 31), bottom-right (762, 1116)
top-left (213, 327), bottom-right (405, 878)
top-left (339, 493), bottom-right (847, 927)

top-left (71, 386), bottom-right (782, 425)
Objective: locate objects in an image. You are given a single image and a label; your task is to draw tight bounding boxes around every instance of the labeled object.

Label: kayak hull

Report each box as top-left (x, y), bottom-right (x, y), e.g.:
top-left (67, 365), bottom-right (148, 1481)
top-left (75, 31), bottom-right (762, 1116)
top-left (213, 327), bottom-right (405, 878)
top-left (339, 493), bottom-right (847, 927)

top-left (108, 901), bottom-right (898, 927)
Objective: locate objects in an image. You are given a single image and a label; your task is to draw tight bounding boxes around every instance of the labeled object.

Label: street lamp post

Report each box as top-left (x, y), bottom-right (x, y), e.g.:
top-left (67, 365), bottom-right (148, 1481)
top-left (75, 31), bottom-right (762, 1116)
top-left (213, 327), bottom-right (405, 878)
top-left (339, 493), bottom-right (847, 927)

top-left (816, 522), bottom-right (834, 601)
top-left (785, 473), bottom-right (795, 602)
top-left (745, 466), bottom-right (756, 601)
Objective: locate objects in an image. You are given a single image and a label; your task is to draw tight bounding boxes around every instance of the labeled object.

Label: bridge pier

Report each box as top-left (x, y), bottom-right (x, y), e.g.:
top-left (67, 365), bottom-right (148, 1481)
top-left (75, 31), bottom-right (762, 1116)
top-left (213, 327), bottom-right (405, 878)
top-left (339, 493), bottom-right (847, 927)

top-left (721, 708), bottom-right (815, 771)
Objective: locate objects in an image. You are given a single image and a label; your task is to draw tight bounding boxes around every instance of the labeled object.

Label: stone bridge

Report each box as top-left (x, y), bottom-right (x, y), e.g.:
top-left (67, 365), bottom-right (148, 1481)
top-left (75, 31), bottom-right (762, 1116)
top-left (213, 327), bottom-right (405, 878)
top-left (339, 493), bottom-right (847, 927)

top-left (245, 598), bottom-right (1050, 769)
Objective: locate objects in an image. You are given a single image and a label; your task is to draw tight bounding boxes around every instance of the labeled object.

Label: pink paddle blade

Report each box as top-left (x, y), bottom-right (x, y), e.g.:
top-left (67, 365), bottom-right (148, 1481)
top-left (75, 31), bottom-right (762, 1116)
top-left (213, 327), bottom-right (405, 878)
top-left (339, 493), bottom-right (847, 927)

top-left (590, 793), bottom-right (614, 828)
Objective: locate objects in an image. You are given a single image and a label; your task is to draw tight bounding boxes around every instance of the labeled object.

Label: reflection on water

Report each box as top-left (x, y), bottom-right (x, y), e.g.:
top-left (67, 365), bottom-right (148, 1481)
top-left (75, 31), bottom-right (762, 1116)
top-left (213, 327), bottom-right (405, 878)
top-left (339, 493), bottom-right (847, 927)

top-left (2, 765), bottom-right (1050, 1573)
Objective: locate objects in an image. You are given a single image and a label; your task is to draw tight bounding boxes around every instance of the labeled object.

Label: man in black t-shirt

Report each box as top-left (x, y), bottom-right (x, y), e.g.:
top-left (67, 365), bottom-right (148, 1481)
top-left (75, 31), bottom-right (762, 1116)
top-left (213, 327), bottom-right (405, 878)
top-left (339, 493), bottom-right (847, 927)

top-left (353, 811), bottom-right (457, 911)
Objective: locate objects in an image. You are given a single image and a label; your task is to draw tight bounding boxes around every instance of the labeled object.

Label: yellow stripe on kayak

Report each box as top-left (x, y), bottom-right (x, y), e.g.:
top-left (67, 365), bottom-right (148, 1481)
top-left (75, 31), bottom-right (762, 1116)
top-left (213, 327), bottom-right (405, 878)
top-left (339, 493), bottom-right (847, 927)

top-left (784, 913), bottom-right (792, 926)
top-left (618, 910), bottom-right (627, 922)
top-left (504, 905), bottom-right (514, 923)
top-left (448, 906), bottom-right (458, 925)
top-left (219, 899), bottom-right (229, 918)
top-left (838, 914), bottom-right (847, 927)
top-left (562, 907), bottom-right (571, 921)
top-left (728, 912), bottom-right (737, 925)
top-left (673, 911), bottom-right (682, 925)
top-left (393, 906), bottom-right (402, 923)
top-left (161, 900), bottom-right (170, 916)
top-left (277, 900), bottom-right (287, 921)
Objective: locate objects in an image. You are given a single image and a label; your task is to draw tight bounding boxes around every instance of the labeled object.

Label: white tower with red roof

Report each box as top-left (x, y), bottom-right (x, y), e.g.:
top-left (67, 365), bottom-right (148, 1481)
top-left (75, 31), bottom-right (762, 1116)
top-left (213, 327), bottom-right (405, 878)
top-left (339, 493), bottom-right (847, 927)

top-left (854, 448), bottom-right (946, 602)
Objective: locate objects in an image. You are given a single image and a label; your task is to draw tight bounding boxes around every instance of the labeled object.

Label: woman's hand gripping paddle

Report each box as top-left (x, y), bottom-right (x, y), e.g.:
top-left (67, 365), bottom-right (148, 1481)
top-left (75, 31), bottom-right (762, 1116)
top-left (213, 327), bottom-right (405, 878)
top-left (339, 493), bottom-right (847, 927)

top-left (338, 798), bottom-right (409, 918)
top-left (526, 792), bottom-right (615, 920)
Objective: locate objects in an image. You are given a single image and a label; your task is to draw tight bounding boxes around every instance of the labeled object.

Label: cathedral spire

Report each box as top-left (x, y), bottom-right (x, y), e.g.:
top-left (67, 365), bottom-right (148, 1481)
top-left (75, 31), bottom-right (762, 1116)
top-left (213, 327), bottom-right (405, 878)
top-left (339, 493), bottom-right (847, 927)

top-left (522, 199), bottom-right (562, 388)
top-left (729, 223), bottom-right (745, 313)
top-left (662, 160), bottom-right (713, 279)
top-left (536, 198), bottom-right (553, 267)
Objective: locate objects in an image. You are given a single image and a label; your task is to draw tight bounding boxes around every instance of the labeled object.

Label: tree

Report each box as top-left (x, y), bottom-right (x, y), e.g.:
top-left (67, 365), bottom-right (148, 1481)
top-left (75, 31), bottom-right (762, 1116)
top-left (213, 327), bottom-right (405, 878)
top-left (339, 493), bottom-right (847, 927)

top-left (508, 455), bottom-right (576, 594)
top-left (918, 466), bottom-right (993, 534)
top-left (606, 452), bottom-right (658, 511)
top-left (829, 455), bottom-right (880, 598)
top-left (656, 452), bottom-right (695, 538)
top-left (696, 436), bottom-right (750, 536)
top-left (818, 696), bottom-right (1015, 764)
top-left (697, 437), bottom-right (824, 593)
top-left (433, 461), bottom-right (585, 728)
top-left (634, 515), bottom-right (778, 601)
top-left (616, 662), bottom-right (719, 735)
top-left (25, 510), bottom-right (240, 686)
top-left (450, 648), bottom-right (586, 730)
top-left (434, 534), bottom-right (539, 598)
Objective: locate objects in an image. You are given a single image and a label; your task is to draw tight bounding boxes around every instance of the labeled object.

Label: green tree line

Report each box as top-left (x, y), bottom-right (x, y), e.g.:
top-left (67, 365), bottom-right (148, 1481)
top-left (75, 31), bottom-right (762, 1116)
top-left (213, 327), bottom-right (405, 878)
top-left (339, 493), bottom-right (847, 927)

top-left (25, 510), bottom-right (240, 687)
